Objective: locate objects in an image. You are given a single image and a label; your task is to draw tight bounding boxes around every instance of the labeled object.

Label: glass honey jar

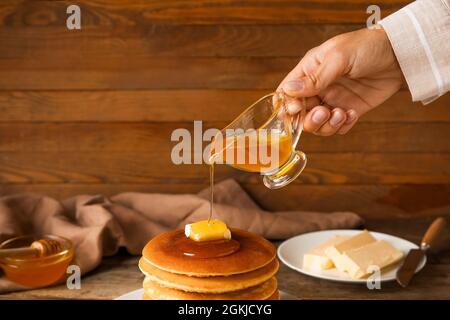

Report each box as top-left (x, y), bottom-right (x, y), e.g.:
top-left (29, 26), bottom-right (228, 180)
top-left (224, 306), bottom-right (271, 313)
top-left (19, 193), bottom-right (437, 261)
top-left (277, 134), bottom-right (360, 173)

top-left (0, 234), bottom-right (74, 288)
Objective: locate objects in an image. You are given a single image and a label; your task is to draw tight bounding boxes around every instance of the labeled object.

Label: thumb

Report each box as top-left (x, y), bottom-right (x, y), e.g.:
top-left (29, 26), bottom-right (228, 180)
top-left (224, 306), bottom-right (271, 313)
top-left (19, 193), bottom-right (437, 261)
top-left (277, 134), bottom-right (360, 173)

top-left (282, 51), bottom-right (347, 97)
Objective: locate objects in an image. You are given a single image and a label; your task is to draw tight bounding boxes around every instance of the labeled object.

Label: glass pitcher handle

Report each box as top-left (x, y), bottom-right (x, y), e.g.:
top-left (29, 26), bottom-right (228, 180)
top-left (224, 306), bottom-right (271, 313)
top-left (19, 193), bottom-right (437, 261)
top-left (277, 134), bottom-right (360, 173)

top-left (291, 97), bottom-right (306, 149)
top-left (275, 90), bottom-right (305, 149)
top-left (263, 92), bottom-right (307, 189)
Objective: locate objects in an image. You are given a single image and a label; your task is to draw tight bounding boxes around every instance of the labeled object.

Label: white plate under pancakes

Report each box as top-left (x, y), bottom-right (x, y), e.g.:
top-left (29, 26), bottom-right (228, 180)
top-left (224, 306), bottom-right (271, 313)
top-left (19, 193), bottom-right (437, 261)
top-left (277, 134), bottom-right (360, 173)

top-left (278, 230), bottom-right (426, 284)
top-left (115, 288), bottom-right (297, 300)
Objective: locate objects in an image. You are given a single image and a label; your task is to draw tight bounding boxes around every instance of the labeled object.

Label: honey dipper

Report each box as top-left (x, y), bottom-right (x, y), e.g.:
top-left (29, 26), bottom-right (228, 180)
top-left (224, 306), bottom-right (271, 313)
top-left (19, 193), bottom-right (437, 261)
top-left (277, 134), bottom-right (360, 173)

top-left (0, 239), bottom-right (64, 258)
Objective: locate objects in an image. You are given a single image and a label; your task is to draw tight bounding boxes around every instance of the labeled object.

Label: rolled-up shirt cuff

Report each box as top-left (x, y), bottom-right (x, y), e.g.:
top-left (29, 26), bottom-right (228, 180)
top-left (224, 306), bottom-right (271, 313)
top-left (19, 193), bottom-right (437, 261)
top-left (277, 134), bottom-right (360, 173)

top-left (379, 0), bottom-right (450, 104)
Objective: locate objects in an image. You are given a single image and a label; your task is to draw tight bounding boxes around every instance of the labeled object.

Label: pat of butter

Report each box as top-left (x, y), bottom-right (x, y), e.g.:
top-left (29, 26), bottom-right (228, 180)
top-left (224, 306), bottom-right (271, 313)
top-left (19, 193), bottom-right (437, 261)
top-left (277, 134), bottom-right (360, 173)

top-left (303, 235), bottom-right (349, 271)
top-left (341, 240), bottom-right (404, 279)
top-left (325, 230), bottom-right (376, 272)
top-left (185, 219), bottom-right (231, 242)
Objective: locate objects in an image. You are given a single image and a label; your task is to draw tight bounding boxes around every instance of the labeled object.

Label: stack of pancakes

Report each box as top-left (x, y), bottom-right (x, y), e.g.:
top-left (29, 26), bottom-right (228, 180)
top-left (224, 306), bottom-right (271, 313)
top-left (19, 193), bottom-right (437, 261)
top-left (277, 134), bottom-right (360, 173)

top-left (139, 228), bottom-right (279, 300)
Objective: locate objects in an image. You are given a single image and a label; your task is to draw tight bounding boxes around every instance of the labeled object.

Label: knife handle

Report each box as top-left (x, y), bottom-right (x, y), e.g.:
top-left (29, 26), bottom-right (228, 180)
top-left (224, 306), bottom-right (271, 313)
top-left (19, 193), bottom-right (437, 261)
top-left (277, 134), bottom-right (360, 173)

top-left (421, 217), bottom-right (447, 250)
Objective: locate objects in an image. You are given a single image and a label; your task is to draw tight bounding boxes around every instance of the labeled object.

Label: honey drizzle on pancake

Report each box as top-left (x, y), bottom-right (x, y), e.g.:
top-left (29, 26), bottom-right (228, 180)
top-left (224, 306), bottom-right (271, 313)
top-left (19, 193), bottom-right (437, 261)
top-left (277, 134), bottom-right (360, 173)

top-left (180, 142), bottom-right (232, 246)
top-left (174, 231), bottom-right (240, 258)
top-left (208, 146), bottom-right (221, 224)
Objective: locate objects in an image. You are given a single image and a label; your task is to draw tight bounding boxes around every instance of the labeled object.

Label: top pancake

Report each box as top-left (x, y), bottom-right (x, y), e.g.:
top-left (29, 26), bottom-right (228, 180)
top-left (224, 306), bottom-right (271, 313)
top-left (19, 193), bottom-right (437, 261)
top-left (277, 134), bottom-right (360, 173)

top-left (142, 228), bottom-right (276, 276)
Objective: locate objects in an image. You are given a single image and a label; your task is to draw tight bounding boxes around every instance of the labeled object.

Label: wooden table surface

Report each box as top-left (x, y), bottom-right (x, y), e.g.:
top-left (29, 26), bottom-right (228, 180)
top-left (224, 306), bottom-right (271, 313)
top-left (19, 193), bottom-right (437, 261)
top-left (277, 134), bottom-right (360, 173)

top-left (1, 217), bottom-right (449, 300)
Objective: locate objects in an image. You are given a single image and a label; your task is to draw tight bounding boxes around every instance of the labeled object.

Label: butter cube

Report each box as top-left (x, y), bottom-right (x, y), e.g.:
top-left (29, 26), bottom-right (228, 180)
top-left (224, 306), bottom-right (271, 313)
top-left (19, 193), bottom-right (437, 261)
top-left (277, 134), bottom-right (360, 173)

top-left (185, 219), bottom-right (231, 242)
top-left (325, 230), bottom-right (376, 272)
top-left (341, 240), bottom-right (404, 279)
top-left (303, 235), bottom-right (349, 271)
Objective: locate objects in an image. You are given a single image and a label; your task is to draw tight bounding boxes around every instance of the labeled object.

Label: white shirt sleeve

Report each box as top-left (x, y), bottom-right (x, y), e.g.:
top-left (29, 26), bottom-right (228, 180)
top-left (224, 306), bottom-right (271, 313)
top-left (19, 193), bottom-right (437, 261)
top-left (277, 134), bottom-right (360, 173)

top-left (379, 0), bottom-right (450, 104)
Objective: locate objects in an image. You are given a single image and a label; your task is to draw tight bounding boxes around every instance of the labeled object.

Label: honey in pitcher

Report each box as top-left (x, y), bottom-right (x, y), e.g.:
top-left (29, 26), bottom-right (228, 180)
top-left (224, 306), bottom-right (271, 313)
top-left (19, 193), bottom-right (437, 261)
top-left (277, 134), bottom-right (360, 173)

top-left (209, 130), bottom-right (293, 173)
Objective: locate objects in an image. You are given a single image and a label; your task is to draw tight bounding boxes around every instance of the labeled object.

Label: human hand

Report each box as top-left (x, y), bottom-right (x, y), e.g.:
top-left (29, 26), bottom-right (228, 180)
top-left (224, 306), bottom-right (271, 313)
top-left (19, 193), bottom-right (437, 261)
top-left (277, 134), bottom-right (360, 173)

top-left (278, 27), bottom-right (404, 136)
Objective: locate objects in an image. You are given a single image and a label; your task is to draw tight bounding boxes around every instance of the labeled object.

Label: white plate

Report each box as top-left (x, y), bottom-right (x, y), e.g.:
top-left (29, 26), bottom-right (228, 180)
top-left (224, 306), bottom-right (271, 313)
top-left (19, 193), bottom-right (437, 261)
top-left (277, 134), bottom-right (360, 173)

top-left (115, 289), bottom-right (297, 300)
top-left (278, 229), bottom-right (426, 284)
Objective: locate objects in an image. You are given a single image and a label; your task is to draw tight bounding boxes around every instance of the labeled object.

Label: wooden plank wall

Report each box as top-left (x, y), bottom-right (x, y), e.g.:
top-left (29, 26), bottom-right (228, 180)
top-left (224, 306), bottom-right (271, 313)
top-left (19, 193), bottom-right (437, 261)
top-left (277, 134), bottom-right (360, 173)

top-left (0, 0), bottom-right (449, 219)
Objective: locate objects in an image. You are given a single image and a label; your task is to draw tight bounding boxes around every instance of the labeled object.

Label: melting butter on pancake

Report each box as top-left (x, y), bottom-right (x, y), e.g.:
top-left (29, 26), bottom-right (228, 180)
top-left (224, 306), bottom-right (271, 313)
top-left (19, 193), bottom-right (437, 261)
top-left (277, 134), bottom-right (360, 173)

top-left (185, 219), bottom-right (231, 241)
top-left (142, 228), bottom-right (276, 277)
top-left (143, 277), bottom-right (277, 300)
top-left (139, 257), bottom-right (279, 293)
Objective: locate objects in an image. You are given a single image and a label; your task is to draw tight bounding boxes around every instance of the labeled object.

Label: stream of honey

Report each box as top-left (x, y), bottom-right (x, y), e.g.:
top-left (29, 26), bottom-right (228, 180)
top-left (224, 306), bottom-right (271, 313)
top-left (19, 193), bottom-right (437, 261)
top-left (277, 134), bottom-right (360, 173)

top-left (177, 130), bottom-right (293, 258)
top-left (208, 130), bottom-right (293, 222)
top-left (209, 163), bottom-right (215, 223)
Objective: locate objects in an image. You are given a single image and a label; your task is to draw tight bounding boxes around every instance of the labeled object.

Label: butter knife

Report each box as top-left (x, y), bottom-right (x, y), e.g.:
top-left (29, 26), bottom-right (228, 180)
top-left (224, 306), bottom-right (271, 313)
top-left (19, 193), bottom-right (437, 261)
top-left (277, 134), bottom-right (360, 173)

top-left (396, 217), bottom-right (447, 287)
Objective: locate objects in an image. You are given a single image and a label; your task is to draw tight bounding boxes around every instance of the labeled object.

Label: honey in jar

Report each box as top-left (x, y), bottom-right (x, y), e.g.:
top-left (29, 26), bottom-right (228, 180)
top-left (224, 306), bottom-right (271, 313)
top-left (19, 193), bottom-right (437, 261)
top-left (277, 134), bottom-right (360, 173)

top-left (0, 235), bottom-right (73, 288)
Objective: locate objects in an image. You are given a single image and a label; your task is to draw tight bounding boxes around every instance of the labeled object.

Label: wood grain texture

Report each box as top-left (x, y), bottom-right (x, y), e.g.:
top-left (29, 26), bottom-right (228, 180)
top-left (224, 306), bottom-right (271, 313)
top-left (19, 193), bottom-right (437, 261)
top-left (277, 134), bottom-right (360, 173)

top-left (1, 90), bottom-right (449, 122)
top-left (0, 24), bottom-right (357, 58)
top-left (1, 122), bottom-right (450, 153)
top-left (1, 152), bottom-right (450, 185)
top-left (0, 57), bottom-right (298, 90)
top-left (0, 0), bottom-right (449, 222)
top-left (0, 3), bottom-right (409, 92)
top-left (0, 0), bottom-right (408, 26)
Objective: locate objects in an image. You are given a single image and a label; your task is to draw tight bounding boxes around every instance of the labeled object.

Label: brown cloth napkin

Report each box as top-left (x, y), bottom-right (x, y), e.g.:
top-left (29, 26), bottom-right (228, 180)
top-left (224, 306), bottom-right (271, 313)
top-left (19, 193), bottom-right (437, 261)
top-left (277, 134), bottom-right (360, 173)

top-left (0, 179), bottom-right (363, 293)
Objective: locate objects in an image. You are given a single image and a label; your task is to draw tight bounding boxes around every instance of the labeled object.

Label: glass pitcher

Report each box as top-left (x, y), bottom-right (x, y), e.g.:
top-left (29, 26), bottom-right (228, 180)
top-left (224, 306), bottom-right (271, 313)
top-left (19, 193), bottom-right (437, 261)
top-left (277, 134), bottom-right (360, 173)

top-left (209, 91), bottom-right (307, 189)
